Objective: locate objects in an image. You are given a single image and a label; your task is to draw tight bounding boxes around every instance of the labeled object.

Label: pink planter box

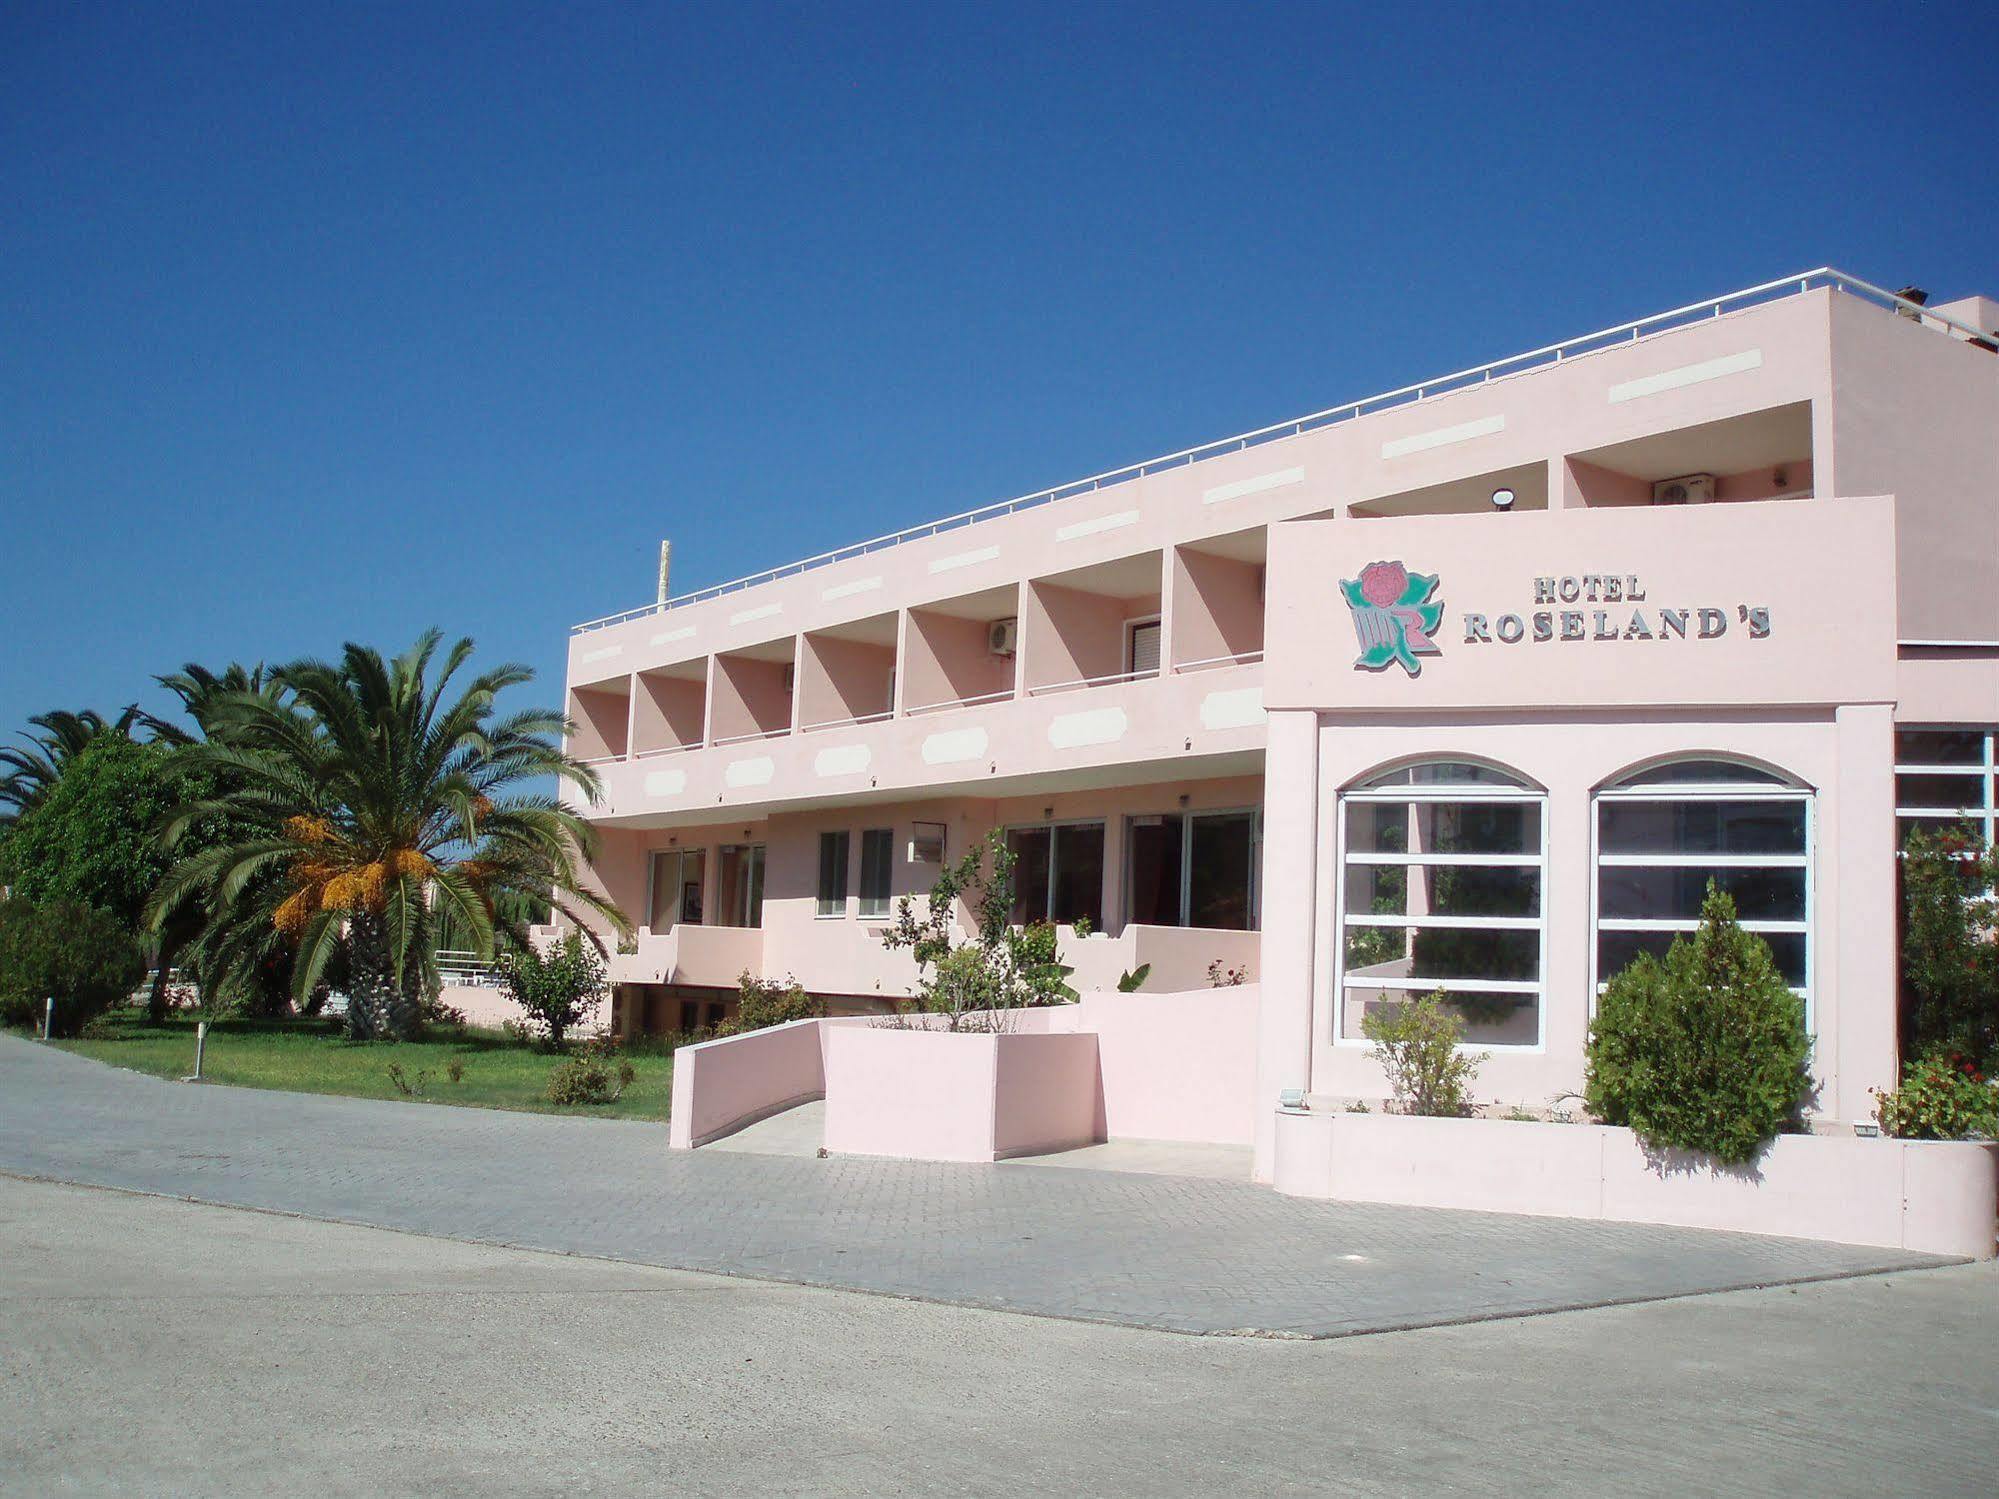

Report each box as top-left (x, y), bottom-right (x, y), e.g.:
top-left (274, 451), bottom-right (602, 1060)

top-left (1271, 1109), bottom-right (1999, 1259)
top-left (823, 1026), bottom-right (1103, 1163)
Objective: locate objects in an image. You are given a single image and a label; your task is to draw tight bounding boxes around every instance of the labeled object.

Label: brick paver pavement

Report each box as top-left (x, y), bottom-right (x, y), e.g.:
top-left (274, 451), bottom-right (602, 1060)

top-left (0, 1035), bottom-right (1951, 1337)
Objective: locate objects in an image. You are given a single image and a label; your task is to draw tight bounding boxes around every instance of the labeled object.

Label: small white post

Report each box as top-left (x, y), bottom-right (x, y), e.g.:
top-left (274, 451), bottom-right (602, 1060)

top-left (192, 1021), bottom-right (207, 1081)
top-left (42, 997), bottom-right (53, 1040)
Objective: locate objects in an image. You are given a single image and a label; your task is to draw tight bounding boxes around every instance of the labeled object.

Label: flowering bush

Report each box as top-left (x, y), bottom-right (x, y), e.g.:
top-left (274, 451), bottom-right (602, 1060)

top-left (1873, 1051), bottom-right (1999, 1140)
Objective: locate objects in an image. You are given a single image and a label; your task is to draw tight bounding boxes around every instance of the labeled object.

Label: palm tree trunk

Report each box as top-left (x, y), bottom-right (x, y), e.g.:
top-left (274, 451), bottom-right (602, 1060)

top-left (345, 910), bottom-right (420, 1041)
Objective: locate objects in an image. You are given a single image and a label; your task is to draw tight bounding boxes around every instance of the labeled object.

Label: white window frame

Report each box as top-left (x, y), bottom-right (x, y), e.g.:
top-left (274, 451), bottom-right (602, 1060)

top-left (1123, 807), bottom-right (1262, 930)
top-left (1590, 759), bottom-right (1815, 1026)
top-left (645, 848), bottom-right (706, 933)
top-left (1124, 614), bottom-right (1163, 680)
top-left (1333, 763), bottom-right (1548, 1053)
top-left (717, 842), bottom-right (766, 929)
top-left (1894, 726), bottom-right (1998, 854)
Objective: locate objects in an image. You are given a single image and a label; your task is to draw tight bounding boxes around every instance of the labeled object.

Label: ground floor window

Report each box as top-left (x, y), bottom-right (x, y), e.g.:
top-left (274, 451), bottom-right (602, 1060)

top-left (1126, 810), bottom-right (1260, 929)
top-left (1007, 821), bottom-right (1106, 928)
top-left (1593, 758), bottom-right (1811, 1001)
top-left (1894, 727), bottom-right (1996, 849)
top-left (858, 827), bottom-right (894, 918)
top-left (1337, 761), bottom-right (1545, 1048)
top-left (647, 848), bottom-right (705, 931)
top-left (715, 843), bottom-right (765, 928)
top-left (816, 830), bottom-right (850, 917)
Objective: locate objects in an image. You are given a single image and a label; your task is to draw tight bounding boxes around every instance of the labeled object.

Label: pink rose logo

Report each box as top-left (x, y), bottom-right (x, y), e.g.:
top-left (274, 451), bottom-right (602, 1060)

top-left (1340, 559), bottom-right (1443, 678)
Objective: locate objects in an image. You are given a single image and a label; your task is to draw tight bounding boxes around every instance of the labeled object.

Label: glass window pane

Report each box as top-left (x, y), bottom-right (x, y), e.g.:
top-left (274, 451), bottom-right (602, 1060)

top-left (648, 851), bottom-right (679, 930)
top-left (1345, 800), bottom-right (1539, 855)
top-left (1126, 816), bottom-right (1184, 926)
top-left (1598, 865), bottom-right (1806, 923)
top-left (1189, 813), bottom-right (1255, 929)
top-left (1359, 762), bottom-right (1529, 789)
top-left (1342, 924), bottom-right (1408, 974)
top-left (1613, 759), bottom-right (1787, 787)
top-left (1598, 798), bottom-right (1806, 855)
top-left (858, 828), bottom-right (893, 917)
top-left (816, 832), bottom-right (849, 916)
top-left (1899, 815), bottom-right (1985, 847)
top-left (1598, 929), bottom-right (1806, 988)
top-left (1405, 926), bottom-right (1540, 983)
top-left (678, 850), bottom-right (705, 925)
top-left (1417, 864), bottom-right (1541, 919)
top-left (1342, 986), bottom-right (1539, 1047)
top-left (1895, 729), bottom-right (1986, 765)
top-left (1050, 823), bottom-right (1105, 928)
top-left (746, 846), bottom-right (765, 927)
top-left (1007, 827), bottom-right (1052, 925)
top-left (1894, 772), bottom-right (1989, 811)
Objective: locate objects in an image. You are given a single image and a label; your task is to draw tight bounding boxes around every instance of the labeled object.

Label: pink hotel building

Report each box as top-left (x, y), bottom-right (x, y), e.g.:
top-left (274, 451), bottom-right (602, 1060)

top-left (559, 269), bottom-right (1999, 1164)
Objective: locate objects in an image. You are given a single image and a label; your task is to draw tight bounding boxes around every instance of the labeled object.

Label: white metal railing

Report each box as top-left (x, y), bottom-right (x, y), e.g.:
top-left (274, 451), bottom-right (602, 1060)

top-left (1172, 649), bottom-right (1265, 673)
top-left (436, 949), bottom-right (497, 985)
top-left (572, 268), bottom-right (1997, 636)
top-left (711, 725), bottom-right (792, 748)
top-left (801, 708), bottom-right (895, 733)
top-left (1025, 667), bottom-right (1158, 697)
top-left (905, 688), bottom-right (1014, 716)
top-left (634, 739), bottom-right (705, 759)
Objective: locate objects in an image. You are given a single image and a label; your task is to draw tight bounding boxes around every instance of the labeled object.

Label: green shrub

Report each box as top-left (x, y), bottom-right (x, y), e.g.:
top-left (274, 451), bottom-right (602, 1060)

top-left (0, 898), bottom-right (145, 1037)
top-left (1586, 884), bottom-right (1810, 1165)
top-left (497, 932), bottom-right (608, 1050)
top-left (1361, 991), bottom-right (1484, 1117)
top-left (732, 970), bottom-right (822, 1032)
top-left (1873, 1051), bottom-right (1999, 1140)
top-left (544, 1041), bottom-right (635, 1106)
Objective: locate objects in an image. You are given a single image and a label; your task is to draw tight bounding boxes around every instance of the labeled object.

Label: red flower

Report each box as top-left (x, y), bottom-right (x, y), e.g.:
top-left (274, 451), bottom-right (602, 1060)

top-left (1358, 560), bottom-right (1408, 608)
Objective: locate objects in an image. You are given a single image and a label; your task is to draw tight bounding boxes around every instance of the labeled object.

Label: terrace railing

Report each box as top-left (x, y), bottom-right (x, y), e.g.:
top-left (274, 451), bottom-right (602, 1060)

top-left (573, 269), bottom-right (1995, 636)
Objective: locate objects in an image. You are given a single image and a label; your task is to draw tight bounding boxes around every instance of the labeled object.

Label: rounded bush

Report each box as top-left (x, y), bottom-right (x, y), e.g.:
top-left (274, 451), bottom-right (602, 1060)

top-left (0, 898), bottom-right (145, 1037)
top-left (1585, 885), bottom-right (1810, 1165)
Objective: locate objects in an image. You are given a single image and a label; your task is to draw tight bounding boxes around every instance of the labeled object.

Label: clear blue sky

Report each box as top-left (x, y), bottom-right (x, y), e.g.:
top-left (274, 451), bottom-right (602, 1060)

top-left (4, 1), bottom-right (1996, 734)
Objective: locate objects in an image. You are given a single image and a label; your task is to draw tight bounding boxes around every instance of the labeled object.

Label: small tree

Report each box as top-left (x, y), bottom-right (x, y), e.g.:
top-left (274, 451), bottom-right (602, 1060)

top-left (0, 898), bottom-right (146, 1037)
top-left (1899, 826), bottom-right (1998, 1064)
top-left (1586, 883), bottom-right (1811, 1165)
top-left (732, 970), bottom-right (822, 1031)
top-left (1361, 991), bottom-right (1484, 1117)
top-left (497, 932), bottom-right (607, 1050)
top-left (879, 830), bottom-right (1074, 1031)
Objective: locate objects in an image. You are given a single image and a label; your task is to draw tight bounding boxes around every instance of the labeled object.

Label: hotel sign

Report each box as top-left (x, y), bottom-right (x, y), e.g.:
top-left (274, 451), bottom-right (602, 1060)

top-left (1344, 561), bottom-right (1771, 677)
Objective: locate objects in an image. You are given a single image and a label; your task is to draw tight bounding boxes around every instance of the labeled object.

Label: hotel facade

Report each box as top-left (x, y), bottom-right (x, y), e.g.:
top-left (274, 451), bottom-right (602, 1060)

top-left (557, 270), bottom-right (1999, 1172)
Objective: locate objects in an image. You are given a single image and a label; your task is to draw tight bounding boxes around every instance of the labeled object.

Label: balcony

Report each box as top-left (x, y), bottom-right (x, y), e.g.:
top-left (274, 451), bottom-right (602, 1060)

top-left (610, 925), bottom-right (765, 989)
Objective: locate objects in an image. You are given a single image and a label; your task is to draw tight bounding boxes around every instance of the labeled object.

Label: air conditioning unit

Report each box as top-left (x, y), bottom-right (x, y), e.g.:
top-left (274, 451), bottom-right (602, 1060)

top-left (909, 821), bottom-right (946, 863)
top-left (987, 617), bottom-right (1018, 657)
top-left (1652, 473), bottom-right (1716, 506)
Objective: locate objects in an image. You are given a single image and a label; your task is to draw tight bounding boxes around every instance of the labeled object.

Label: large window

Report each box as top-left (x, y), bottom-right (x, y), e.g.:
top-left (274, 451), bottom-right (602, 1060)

top-left (715, 843), bottom-right (765, 928)
top-left (1126, 810), bottom-right (1260, 929)
top-left (1593, 758), bottom-right (1812, 1002)
top-left (1337, 762), bottom-right (1545, 1048)
top-left (1007, 821), bottom-right (1106, 927)
top-left (858, 828), bottom-right (894, 918)
top-left (816, 831), bottom-right (850, 918)
top-left (647, 848), bottom-right (706, 931)
top-left (1895, 727), bottom-right (1996, 849)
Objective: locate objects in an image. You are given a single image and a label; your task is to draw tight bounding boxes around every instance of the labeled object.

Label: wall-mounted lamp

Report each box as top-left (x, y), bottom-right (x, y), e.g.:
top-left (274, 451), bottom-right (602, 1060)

top-left (1490, 486), bottom-right (1516, 512)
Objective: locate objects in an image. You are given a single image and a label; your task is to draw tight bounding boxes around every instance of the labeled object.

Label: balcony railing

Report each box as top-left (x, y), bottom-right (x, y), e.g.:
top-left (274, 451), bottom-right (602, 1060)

top-left (1025, 667), bottom-right (1158, 698)
top-left (1172, 650), bottom-right (1265, 674)
top-left (572, 268), bottom-right (1992, 637)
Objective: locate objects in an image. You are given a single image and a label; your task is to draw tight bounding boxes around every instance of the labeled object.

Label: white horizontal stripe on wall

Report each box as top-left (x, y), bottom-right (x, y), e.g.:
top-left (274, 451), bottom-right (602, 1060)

top-left (922, 726), bottom-right (988, 765)
top-left (821, 576), bottom-right (884, 602)
top-left (643, 768), bottom-right (687, 797)
top-left (1379, 414), bottom-right (1505, 460)
top-left (650, 625), bottom-right (697, 646)
top-left (1047, 707), bottom-right (1127, 749)
top-left (814, 743), bottom-right (872, 777)
top-left (929, 545), bottom-right (1001, 575)
top-left (1055, 509), bottom-right (1139, 542)
top-left (1199, 686), bottom-right (1265, 731)
top-left (1203, 466), bottom-right (1305, 506)
top-left (1607, 348), bottom-right (1763, 403)
top-left (579, 645), bottom-right (623, 664)
top-left (728, 602), bottom-right (783, 626)
top-left (724, 757), bottom-right (775, 788)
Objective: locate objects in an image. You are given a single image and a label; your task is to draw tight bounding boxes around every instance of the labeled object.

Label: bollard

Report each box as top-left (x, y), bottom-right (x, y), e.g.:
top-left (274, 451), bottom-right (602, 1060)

top-left (192, 1020), bottom-right (207, 1081)
top-left (42, 997), bottom-right (53, 1041)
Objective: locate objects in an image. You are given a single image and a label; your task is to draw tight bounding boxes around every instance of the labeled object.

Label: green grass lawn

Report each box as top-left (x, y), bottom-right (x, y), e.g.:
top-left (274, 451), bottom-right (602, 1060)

top-left (37, 1008), bottom-right (673, 1121)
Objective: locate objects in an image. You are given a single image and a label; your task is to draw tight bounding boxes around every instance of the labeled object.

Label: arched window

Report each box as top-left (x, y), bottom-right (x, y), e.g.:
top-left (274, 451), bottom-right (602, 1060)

top-left (1337, 759), bottom-right (1546, 1049)
top-left (1593, 757), bottom-right (1812, 1007)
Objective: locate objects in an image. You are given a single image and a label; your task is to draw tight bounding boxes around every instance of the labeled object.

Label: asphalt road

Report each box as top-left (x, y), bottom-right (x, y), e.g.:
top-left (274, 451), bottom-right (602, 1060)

top-left (4, 1176), bottom-right (1994, 1498)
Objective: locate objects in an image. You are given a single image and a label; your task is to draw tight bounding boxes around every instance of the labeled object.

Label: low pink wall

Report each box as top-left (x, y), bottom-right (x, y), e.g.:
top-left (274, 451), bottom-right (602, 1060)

top-left (822, 1027), bottom-right (1102, 1163)
top-left (669, 1019), bottom-right (828, 1149)
top-left (1271, 1110), bottom-right (1999, 1259)
top-left (1077, 986), bottom-right (1259, 1146)
top-left (438, 983), bottom-right (609, 1036)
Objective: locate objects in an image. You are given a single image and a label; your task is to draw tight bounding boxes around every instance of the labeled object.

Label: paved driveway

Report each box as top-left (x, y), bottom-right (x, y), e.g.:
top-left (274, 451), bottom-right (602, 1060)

top-left (0, 1035), bottom-right (1953, 1338)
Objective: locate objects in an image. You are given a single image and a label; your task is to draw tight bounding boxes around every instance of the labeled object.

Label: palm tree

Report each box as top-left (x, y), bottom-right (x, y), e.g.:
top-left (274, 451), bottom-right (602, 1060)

top-left (0, 706), bottom-right (148, 824)
top-left (151, 631), bottom-right (629, 1040)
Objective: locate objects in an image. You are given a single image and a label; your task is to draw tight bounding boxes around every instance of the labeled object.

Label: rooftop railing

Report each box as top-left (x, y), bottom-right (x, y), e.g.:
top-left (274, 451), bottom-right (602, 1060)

top-left (572, 268), bottom-right (1995, 636)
